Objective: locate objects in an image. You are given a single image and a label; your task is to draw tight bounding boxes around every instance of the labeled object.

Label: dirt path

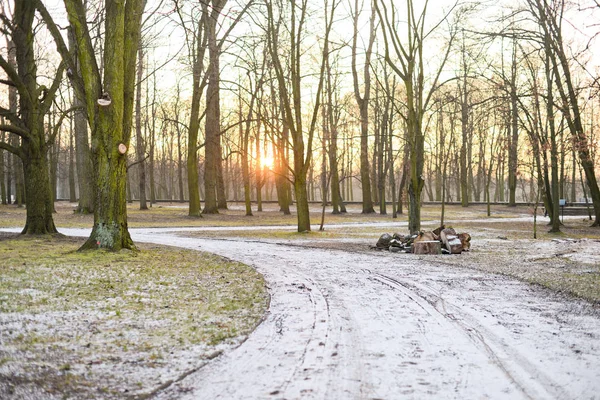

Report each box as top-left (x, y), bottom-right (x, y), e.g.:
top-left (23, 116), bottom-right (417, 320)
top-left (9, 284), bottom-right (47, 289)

top-left (108, 229), bottom-right (600, 400)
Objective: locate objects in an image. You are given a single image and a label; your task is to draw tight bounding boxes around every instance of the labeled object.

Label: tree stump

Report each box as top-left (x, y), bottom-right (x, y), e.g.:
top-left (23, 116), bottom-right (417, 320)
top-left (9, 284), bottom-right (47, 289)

top-left (412, 240), bottom-right (442, 255)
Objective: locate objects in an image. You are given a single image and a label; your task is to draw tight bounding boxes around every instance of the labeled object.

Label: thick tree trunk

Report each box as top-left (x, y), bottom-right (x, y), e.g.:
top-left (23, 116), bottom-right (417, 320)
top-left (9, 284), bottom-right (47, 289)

top-left (185, 12), bottom-right (207, 217)
top-left (545, 48), bottom-right (561, 232)
top-left (408, 110), bottom-right (424, 234)
top-left (80, 143), bottom-right (134, 249)
top-left (294, 176), bottom-right (311, 232)
top-left (7, 3), bottom-right (57, 232)
top-left (359, 102), bottom-right (374, 213)
top-left (352, 0), bottom-right (375, 214)
top-left (187, 98), bottom-right (202, 216)
top-left (74, 0), bottom-right (144, 251)
top-left (22, 155), bottom-right (57, 234)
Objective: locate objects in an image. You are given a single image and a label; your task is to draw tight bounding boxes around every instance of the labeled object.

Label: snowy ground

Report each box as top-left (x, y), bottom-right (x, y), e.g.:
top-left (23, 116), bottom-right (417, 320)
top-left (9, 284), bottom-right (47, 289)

top-left (26, 226), bottom-right (599, 400)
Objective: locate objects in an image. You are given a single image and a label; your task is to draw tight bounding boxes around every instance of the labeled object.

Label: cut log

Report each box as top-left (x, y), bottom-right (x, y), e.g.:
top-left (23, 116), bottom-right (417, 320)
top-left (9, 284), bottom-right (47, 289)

top-left (446, 235), bottom-right (463, 254)
top-left (414, 231), bottom-right (439, 242)
top-left (412, 240), bottom-right (442, 255)
top-left (440, 228), bottom-right (460, 253)
top-left (458, 233), bottom-right (471, 251)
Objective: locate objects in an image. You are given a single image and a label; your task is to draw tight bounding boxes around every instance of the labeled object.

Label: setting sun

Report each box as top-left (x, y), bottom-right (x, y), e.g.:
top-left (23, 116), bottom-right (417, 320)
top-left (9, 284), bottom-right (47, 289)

top-left (261, 156), bottom-right (274, 169)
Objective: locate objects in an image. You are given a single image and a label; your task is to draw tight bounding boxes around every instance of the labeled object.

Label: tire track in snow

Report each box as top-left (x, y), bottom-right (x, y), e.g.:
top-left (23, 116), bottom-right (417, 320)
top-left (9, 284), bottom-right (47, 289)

top-left (369, 272), bottom-right (567, 400)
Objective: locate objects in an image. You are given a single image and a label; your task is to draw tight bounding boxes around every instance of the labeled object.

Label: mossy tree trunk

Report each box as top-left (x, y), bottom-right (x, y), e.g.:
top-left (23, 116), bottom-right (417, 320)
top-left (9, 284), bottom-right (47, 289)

top-left (80, 0), bottom-right (143, 250)
top-left (22, 150), bottom-right (57, 234)
top-left (39, 0), bottom-right (145, 250)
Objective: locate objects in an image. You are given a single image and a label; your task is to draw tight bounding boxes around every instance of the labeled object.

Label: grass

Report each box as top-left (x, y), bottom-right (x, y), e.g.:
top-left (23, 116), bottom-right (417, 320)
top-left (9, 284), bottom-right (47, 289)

top-left (0, 235), bottom-right (268, 399)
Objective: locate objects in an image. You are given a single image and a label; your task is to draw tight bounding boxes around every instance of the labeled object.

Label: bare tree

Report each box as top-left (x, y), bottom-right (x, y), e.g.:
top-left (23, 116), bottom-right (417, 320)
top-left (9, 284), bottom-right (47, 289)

top-left (376, 0), bottom-right (458, 233)
top-left (351, 0), bottom-right (376, 213)
top-left (0, 3), bottom-right (66, 234)
top-left (265, 0), bottom-right (338, 232)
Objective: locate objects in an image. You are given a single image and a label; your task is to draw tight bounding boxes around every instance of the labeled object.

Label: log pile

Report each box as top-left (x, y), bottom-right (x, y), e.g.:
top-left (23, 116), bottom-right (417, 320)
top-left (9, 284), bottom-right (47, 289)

top-left (375, 225), bottom-right (471, 255)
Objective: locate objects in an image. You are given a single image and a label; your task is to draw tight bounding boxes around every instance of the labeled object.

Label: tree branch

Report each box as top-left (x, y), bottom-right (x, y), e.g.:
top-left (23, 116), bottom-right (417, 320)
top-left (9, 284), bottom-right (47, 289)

top-left (0, 124), bottom-right (30, 140)
top-left (41, 63), bottom-right (66, 116)
top-left (126, 153), bottom-right (150, 171)
top-left (47, 105), bottom-right (83, 146)
top-left (0, 139), bottom-right (23, 158)
top-left (0, 54), bottom-right (32, 103)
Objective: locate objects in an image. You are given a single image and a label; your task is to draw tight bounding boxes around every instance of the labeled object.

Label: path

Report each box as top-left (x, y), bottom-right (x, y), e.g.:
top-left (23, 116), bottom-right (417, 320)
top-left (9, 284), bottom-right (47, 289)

top-left (130, 229), bottom-right (599, 399)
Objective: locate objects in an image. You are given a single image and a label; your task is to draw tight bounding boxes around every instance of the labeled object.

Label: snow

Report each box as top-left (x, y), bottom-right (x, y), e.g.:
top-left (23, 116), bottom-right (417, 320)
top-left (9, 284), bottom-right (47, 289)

top-left (2, 225), bottom-right (600, 399)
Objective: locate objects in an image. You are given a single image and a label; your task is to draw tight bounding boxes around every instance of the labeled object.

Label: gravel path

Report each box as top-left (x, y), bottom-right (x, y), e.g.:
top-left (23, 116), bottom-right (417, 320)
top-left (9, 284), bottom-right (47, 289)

top-left (121, 229), bottom-right (600, 400)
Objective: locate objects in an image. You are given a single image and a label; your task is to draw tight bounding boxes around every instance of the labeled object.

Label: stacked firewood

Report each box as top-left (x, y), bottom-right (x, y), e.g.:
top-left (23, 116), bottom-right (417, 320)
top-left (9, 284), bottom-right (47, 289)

top-left (375, 225), bottom-right (471, 255)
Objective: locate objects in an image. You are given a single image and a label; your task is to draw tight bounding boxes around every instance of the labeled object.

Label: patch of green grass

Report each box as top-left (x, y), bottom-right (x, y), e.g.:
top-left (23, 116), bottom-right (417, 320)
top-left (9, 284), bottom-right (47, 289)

top-left (534, 272), bottom-right (600, 303)
top-left (0, 236), bottom-right (269, 399)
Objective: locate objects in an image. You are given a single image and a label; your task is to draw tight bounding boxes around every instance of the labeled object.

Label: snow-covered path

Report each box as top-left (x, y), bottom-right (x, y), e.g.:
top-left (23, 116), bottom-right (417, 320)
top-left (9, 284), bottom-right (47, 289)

top-left (8, 227), bottom-right (600, 399)
top-left (125, 229), bottom-right (600, 400)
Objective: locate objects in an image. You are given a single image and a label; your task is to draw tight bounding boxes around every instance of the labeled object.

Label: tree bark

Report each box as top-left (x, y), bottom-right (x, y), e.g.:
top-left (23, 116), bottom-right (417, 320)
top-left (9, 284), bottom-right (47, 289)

top-left (203, 1), bottom-right (226, 215)
top-left (0, 132), bottom-right (5, 205)
top-left (67, 23), bottom-right (94, 214)
top-left (22, 154), bottom-right (57, 234)
top-left (135, 48), bottom-right (148, 210)
top-left (352, 0), bottom-right (376, 214)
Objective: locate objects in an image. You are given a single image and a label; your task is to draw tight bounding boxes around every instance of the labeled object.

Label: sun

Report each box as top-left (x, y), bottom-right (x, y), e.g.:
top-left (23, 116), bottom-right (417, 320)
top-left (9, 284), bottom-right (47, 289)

top-left (261, 156), bottom-right (274, 169)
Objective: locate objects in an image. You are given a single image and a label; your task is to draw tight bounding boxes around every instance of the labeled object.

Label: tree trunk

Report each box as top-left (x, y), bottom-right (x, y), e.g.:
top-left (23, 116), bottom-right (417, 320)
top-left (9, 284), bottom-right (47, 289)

top-left (294, 175), bottom-right (311, 232)
top-left (135, 48), bottom-right (148, 210)
top-left (68, 119), bottom-right (77, 202)
top-left (68, 23), bottom-right (94, 214)
top-left (352, 0), bottom-right (375, 214)
top-left (73, 0), bottom-right (144, 250)
top-left (203, 2), bottom-right (225, 215)
top-left (0, 132), bottom-right (5, 205)
top-left (508, 44), bottom-right (519, 207)
top-left (460, 83), bottom-right (469, 207)
top-left (3, 4), bottom-right (58, 233)
top-left (186, 10), bottom-right (207, 217)
top-left (22, 154), bottom-right (57, 234)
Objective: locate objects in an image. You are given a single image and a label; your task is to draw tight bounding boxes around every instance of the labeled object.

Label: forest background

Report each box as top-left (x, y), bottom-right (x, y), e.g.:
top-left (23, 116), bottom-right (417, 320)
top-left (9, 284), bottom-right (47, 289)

top-left (1, 0), bottom-right (600, 248)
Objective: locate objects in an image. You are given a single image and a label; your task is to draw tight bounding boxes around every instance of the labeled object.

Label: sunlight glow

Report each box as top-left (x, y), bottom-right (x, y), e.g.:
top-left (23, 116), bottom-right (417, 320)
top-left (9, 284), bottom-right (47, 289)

top-left (261, 156), bottom-right (274, 169)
